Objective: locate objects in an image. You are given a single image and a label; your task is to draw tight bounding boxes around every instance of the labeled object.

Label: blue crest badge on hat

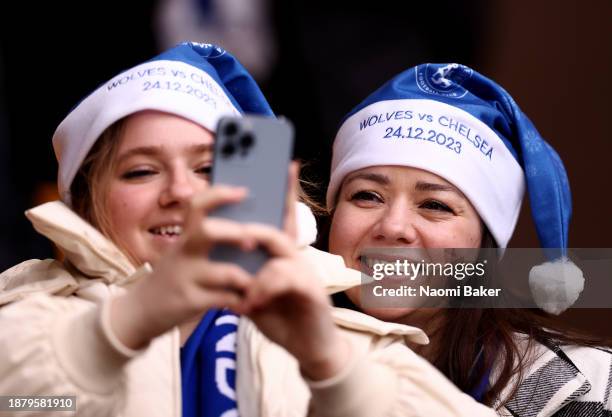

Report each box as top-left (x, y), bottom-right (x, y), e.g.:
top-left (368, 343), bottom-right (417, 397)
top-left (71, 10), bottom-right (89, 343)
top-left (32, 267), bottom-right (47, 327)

top-left (416, 63), bottom-right (473, 98)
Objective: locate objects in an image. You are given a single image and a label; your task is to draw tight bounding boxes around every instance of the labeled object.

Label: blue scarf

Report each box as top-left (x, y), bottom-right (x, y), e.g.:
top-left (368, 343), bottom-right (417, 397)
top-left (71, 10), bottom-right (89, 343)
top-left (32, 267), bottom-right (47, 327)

top-left (181, 309), bottom-right (240, 417)
top-left (467, 348), bottom-right (491, 402)
top-left (468, 367), bottom-right (491, 402)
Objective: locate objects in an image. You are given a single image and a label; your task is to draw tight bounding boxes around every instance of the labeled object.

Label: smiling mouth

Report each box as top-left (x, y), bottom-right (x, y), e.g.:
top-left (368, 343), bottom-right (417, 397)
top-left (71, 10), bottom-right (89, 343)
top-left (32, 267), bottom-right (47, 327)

top-left (149, 225), bottom-right (183, 237)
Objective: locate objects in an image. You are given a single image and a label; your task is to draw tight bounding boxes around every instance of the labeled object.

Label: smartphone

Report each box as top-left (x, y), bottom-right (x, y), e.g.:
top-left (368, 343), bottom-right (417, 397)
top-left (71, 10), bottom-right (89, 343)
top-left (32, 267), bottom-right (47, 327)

top-left (208, 115), bottom-right (295, 274)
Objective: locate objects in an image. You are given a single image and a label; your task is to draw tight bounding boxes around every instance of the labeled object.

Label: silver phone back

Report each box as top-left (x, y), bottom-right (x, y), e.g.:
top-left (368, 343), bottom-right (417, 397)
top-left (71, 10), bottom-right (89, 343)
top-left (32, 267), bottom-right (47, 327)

top-left (209, 115), bottom-right (294, 274)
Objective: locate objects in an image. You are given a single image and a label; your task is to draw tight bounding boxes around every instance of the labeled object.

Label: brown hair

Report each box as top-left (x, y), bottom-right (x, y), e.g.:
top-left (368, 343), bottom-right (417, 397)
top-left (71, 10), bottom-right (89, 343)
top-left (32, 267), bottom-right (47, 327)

top-left (439, 303), bottom-right (611, 406)
top-left (69, 118), bottom-right (141, 265)
top-left (430, 226), bottom-right (610, 406)
top-left (312, 196), bottom-right (611, 408)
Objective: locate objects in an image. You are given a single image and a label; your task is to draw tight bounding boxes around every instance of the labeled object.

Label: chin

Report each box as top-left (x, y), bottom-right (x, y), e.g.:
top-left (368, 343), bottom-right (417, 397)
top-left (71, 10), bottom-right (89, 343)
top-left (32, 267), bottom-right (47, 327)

top-left (125, 244), bottom-right (157, 266)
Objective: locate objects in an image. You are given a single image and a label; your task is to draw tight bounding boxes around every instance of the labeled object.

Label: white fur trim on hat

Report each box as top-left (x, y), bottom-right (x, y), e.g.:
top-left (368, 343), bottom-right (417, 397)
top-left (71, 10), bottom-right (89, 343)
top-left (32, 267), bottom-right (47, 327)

top-left (296, 201), bottom-right (318, 247)
top-left (327, 99), bottom-right (525, 249)
top-left (529, 257), bottom-right (585, 315)
top-left (53, 59), bottom-right (240, 205)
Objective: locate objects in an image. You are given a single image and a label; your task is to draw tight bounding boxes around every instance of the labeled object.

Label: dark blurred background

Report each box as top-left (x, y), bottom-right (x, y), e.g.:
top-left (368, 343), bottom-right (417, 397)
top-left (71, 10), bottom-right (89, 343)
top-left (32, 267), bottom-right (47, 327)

top-left (0, 0), bottom-right (611, 335)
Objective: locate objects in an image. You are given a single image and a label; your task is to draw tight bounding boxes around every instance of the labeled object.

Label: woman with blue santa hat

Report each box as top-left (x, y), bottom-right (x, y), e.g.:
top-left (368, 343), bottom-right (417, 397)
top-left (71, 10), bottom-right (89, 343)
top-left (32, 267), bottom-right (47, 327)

top-left (0, 42), bottom-right (508, 417)
top-left (0, 41), bottom-right (274, 417)
top-left (320, 62), bottom-right (612, 414)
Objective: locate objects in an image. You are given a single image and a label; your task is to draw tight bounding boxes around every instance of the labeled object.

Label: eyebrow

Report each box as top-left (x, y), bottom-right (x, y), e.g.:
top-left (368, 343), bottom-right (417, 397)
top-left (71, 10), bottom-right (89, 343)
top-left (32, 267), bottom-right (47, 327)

top-left (344, 172), bottom-right (390, 186)
top-left (414, 181), bottom-right (462, 195)
top-left (117, 143), bottom-right (213, 164)
top-left (344, 172), bottom-right (462, 195)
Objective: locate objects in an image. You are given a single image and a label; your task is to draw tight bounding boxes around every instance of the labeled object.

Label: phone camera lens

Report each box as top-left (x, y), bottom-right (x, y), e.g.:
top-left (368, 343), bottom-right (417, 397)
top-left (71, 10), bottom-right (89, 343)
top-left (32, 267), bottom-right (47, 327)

top-left (240, 133), bottom-right (254, 149)
top-left (221, 142), bottom-right (236, 157)
top-left (224, 122), bottom-right (238, 137)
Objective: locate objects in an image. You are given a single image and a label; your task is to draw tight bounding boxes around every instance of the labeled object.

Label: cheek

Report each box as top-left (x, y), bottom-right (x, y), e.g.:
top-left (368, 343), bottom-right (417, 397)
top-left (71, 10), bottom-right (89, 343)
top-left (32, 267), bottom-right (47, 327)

top-left (108, 191), bottom-right (131, 211)
top-left (106, 185), bottom-right (153, 229)
top-left (465, 227), bottom-right (482, 247)
top-left (328, 204), bottom-right (371, 257)
top-left (458, 216), bottom-right (483, 247)
top-left (328, 214), bottom-right (349, 255)
top-left (425, 221), bottom-right (482, 248)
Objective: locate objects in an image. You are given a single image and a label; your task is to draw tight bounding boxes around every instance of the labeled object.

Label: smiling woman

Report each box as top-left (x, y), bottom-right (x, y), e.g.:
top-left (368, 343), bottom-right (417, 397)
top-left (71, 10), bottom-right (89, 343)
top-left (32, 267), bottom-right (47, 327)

top-left (0, 42), bottom-right (280, 417)
top-left (331, 166), bottom-right (483, 323)
top-left (317, 63), bottom-right (612, 415)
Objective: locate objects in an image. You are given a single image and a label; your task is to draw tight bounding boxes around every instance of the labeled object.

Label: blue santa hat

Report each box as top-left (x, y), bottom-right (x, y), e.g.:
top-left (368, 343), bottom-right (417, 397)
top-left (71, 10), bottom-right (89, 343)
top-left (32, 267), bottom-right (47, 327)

top-left (327, 63), bottom-right (583, 314)
top-left (53, 41), bottom-right (273, 205)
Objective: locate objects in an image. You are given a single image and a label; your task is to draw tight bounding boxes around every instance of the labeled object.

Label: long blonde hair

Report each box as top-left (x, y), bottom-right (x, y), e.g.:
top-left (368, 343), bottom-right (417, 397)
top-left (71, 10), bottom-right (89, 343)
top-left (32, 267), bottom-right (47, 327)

top-left (69, 119), bottom-right (140, 265)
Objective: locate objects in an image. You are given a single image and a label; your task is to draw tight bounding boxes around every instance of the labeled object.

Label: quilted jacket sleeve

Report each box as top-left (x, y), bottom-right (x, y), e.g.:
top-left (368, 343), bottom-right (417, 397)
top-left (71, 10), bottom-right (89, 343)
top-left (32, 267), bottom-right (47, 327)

top-left (0, 293), bottom-right (138, 417)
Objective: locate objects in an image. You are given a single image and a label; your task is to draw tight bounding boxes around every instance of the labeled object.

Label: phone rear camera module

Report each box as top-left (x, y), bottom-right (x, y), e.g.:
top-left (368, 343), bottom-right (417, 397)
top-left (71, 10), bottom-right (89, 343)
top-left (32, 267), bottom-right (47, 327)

top-left (221, 142), bottom-right (236, 158)
top-left (224, 122), bottom-right (239, 137)
top-left (240, 133), bottom-right (254, 149)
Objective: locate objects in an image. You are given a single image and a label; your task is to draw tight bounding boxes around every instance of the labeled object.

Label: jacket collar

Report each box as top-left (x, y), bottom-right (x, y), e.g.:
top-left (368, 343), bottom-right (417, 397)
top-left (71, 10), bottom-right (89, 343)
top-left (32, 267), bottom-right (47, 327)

top-left (26, 201), bottom-right (136, 283)
top-left (503, 340), bottom-right (591, 417)
top-left (300, 246), bottom-right (362, 294)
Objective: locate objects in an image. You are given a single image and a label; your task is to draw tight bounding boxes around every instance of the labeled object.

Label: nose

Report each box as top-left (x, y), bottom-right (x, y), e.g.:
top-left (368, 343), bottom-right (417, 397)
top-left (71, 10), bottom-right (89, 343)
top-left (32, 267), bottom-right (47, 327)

top-left (159, 170), bottom-right (201, 207)
top-left (373, 200), bottom-right (419, 245)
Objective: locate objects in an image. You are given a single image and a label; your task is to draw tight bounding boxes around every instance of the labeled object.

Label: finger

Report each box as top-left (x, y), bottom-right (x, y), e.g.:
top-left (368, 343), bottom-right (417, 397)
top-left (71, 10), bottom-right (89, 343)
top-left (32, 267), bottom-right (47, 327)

top-left (196, 260), bottom-right (253, 292)
top-left (246, 260), bottom-right (313, 309)
top-left (242, 223), bottom-right (296, 257)
top-left (185, 217), bottom-right (256, 253)
top-left (246, 267), bottom-right (295, 309)
top-left (202, 288), bottom-right (248, 311)
top-left (186, 186), bottom-right (247, 229)
top-left (284, 161), bottom-right (299, 240)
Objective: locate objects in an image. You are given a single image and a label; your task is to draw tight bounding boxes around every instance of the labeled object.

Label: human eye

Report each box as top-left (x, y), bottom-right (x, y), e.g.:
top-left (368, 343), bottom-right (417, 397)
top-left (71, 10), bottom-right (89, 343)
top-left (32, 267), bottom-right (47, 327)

top-left (195, 164), bottom-right (212, 177)
top-left (349, 190), bottom-right (384, 204)
top-left (121, 168), bottom-right (157, 180)
top-left (420, 200), bottom-right (454, 213)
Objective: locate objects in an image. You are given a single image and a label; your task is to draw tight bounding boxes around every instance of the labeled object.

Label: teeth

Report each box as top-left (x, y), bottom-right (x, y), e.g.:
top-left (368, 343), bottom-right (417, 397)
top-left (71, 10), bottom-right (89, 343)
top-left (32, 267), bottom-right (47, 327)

top-left (152, 225), bottom-right (183, 236)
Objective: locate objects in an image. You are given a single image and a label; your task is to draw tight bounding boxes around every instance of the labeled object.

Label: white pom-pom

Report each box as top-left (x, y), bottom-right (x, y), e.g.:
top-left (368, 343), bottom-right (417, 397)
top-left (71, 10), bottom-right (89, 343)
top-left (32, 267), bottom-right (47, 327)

top-left (528, 257), bottom-right (585, 315)
top-left (296, 202), bottom-right (318, 247)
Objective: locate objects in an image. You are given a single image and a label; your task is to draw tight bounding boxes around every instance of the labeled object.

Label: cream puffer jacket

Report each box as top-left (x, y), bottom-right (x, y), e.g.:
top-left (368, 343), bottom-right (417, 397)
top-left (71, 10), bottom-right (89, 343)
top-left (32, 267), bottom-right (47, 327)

top-left (0, 201), bottom-right (497, 417)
